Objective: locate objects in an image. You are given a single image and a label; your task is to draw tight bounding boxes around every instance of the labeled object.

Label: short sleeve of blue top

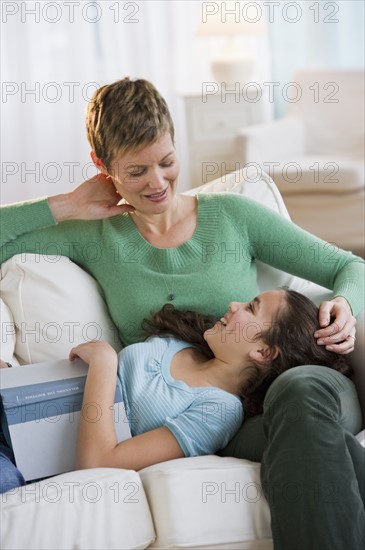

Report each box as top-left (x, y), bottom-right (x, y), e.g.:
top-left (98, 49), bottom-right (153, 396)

top-left (117, 336), bottom-right (243, 457)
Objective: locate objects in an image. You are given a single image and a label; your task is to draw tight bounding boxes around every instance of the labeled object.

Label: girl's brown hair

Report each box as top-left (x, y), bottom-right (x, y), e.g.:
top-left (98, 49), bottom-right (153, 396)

top-left (142, 290), bottom-right (353, 417)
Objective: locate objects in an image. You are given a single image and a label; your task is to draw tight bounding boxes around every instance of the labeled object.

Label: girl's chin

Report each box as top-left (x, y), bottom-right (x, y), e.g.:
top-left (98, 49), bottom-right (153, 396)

top-left (204, 323), bottom-right (220, 338)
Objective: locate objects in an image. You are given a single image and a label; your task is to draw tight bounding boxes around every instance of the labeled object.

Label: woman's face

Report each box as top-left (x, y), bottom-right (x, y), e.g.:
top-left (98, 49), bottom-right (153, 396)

top-left (204, 290), bottom-right (285, 365)
top-left (108, 133), bottom-right (180, 215)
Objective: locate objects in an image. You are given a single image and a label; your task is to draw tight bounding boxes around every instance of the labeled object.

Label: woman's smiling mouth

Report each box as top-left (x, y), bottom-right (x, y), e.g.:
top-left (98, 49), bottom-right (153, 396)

top-left (144, 187), bottom-right (168, 202)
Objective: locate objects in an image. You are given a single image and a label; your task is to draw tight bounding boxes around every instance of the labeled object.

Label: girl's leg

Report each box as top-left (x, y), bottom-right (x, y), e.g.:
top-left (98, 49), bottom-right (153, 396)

top-left (261, 365), bottom-right (364, 550)
top-left (0, 443), bottom-right (25, 494)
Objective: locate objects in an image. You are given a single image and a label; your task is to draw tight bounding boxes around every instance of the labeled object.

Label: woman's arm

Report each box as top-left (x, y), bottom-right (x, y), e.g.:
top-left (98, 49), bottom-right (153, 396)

top-left (0, 174), bottom-right (134, 252)
top-left (70, 341), bottom-right (184, 471)
top-left (225, 195), bottom-right (364, 353)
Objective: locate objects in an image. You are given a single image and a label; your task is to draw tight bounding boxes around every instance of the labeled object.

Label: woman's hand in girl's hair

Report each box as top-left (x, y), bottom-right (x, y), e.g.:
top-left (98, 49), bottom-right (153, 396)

top-left (315, 297), bottom-right (356, 354)
top-left (69, 341), bottom-right (118, 367)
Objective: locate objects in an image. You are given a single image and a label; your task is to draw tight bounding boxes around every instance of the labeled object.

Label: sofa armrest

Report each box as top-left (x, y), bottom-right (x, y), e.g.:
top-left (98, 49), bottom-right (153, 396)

top-left (236, 116), bottom-right (306, 165)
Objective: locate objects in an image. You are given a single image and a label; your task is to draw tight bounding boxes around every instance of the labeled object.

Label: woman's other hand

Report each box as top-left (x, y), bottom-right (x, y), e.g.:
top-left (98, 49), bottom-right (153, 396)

top-left (48, 173), bottom-right (135, 222)
top-left (69, 340), bottom-right (118, 367)
top-left (0, 360), bottom-right (10, 368)
top-left (314, 297), bottom-right (356, 354)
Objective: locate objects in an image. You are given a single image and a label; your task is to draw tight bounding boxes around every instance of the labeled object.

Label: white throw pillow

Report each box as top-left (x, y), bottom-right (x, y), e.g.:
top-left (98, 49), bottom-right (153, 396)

top-left (0, 254), bottom-right (122, 364)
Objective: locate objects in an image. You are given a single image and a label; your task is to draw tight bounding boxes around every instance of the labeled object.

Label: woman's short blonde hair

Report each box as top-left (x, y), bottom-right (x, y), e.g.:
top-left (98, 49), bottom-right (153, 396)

top-left (86, 77), bottom-right (175, 169)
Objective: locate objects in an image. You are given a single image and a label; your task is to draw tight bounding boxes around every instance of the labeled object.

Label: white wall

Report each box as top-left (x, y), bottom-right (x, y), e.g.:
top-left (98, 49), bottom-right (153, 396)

top-left (1, 1), bottom-right (272, 202)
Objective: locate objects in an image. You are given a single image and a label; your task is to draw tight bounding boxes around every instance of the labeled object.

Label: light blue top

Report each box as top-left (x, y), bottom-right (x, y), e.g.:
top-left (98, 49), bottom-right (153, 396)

top-left (117, 336), bottom-right (243, 457)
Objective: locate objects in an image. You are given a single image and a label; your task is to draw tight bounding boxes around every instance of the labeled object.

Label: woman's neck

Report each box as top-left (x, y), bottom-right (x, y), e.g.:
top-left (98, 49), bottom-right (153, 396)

top-left (130, 195), bottom-right (197, 247)
top-left (131, 195), bottom-right (183, 235)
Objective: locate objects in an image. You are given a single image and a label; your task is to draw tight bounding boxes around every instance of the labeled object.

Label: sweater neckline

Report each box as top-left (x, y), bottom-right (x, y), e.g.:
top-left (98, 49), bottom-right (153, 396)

top-left (125, 194), bottom-right (201, 251)
top-left (112, 193), bottom-right (220, 269)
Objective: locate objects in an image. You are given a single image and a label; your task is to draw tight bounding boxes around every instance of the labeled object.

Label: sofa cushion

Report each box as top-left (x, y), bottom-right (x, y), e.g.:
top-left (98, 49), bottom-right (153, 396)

top-left (0, 254), bottom-right (122, 364)
top-left (140, 455), bottom-right (272, 549)
top-left (0, 468), bottom-right (155, 550)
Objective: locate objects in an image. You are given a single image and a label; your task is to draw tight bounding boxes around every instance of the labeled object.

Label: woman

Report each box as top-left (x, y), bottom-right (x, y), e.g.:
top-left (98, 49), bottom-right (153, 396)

top-left (1, 77), bottom-right (364, 548)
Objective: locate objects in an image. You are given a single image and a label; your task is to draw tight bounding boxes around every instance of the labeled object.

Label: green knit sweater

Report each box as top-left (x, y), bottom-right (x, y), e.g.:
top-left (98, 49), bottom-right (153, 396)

top-left (1, 193), bottom-right (364, 346)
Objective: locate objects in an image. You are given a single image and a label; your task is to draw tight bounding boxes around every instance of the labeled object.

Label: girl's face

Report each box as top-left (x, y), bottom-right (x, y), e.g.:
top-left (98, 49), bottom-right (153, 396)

top-left (204, 290), bottom-right (285, 366)
top-left (107, 133), bottom-right (180, 215)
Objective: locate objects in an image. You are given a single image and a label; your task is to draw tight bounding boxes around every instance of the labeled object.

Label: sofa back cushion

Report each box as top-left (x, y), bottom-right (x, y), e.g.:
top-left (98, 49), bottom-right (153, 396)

top-left (0, 255), bottom-right (122, 364)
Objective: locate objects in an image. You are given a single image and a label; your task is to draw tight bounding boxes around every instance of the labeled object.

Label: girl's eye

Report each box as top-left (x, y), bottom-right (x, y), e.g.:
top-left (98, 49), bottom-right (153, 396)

top-left (246, 302), bottom-right (254, 312)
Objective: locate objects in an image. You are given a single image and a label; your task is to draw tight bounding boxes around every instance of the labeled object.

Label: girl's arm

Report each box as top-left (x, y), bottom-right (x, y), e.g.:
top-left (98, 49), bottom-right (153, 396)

top-left (70, 342), bottom-right (184, 471)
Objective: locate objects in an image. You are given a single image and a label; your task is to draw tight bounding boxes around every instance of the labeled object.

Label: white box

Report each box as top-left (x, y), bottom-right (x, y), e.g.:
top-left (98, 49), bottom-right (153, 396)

top-left (0, 359), bottom-right (131, 481)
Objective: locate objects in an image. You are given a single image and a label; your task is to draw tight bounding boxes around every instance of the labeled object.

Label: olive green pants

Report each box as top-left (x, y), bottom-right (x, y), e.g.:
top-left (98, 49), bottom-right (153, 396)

top-left (219, 365), bottom-right (365, 550)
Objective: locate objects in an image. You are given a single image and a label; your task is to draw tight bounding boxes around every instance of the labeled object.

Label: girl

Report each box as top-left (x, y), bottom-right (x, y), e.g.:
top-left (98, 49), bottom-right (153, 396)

top-left (70, 289), bottom-right (353, 471)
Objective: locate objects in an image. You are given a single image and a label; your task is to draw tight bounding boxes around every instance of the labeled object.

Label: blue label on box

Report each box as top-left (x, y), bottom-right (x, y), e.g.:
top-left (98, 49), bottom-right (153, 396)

top-left (1, 377), bottom-right (123, 425)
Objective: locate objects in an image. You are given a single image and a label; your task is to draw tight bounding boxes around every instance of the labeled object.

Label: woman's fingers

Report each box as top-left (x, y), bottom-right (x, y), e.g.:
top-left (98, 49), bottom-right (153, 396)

top-left (317, 300), bottom-right (333, 329)
top-left (325, 333), bottom-right (357, 354)
top-left (317, 318), bottom-right (356, 345)
top-left (315, 299), bottom-right (356, 355)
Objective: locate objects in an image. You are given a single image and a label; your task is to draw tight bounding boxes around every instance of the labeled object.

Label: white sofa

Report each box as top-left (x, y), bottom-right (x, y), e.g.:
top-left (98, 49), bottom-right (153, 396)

top-left (1, 169), bottom-right (364, 550)
top-left (236, 70), bottom-right (365, 255)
